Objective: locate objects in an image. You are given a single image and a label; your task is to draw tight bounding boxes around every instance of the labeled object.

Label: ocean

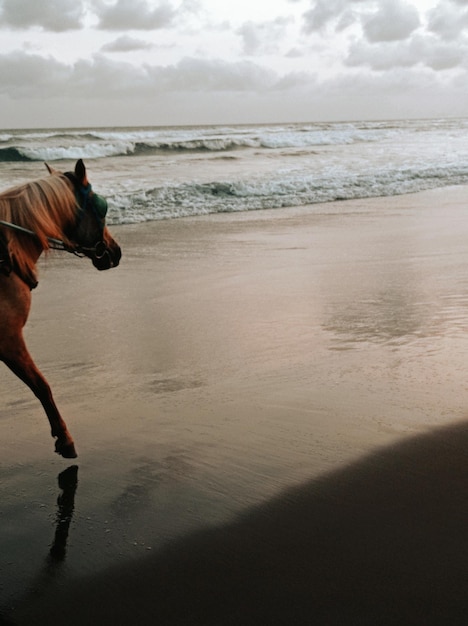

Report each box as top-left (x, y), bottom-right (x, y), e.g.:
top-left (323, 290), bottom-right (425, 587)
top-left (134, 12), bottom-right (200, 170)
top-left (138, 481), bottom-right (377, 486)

top-left (1, 117), bottom-right (468, 224)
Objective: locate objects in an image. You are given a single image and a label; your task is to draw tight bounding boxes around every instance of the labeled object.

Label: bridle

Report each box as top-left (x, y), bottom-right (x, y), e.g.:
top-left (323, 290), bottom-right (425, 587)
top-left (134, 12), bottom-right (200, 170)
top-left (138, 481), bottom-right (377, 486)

top-left (0, 173), bottom-right (109, 260)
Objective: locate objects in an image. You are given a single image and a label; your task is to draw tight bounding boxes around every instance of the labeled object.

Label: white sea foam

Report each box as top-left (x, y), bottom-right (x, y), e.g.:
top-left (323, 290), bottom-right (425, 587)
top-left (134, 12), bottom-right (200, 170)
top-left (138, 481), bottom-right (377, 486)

top-left (1, 118), bottom-right (468, 223)
top-left (18, 141), bottom-right (135, 161)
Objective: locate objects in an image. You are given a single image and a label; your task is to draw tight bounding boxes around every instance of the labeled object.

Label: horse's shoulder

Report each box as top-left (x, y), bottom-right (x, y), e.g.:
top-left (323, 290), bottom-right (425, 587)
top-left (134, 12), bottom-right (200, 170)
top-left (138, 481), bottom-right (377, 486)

top-left (0, 272), bottom-right (31, 333)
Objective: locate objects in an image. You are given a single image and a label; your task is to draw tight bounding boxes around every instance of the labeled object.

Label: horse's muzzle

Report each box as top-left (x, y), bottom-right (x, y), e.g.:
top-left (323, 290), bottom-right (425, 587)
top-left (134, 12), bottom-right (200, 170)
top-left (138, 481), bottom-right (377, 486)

top-left (92, 242), bottom-right (122, 270)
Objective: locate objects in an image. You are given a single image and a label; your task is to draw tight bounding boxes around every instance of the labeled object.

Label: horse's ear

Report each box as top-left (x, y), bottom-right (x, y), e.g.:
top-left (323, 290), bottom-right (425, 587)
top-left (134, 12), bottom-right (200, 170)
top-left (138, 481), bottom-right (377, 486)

top-left (45, 163), bottom-right (59, 175)
top-left (75, 159), bottom-right (88, 186)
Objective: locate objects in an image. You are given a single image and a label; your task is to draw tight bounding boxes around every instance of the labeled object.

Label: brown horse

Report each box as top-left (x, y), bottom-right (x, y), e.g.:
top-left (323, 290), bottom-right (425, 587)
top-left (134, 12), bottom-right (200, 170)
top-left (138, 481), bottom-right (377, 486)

top-left (0, 159), bottom-right (121, 458)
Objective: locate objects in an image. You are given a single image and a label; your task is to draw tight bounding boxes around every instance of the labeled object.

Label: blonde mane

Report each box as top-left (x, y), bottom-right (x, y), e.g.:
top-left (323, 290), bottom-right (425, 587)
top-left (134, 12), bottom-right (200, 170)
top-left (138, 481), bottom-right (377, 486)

top-left (0, 174), bottom-right (77, 282)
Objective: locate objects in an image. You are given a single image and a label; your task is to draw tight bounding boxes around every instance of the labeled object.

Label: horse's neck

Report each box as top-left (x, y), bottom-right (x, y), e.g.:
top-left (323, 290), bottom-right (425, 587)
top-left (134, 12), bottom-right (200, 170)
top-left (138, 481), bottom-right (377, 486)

top-left (10, 236), bottom-right (42, 290)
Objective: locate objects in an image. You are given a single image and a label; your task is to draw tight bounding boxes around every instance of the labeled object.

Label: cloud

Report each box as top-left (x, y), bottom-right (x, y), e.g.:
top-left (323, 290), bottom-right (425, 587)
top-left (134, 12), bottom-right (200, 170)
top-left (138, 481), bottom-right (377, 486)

top-left (101, 35), bottom-right (154, 53)
top-left (146, 57), bottom-right (279, 92)
top-left (0, 51), bottom-right (284, 100)
top-left (2, 43), bottom-right (464, 108)
top-left (300, 1), bottom-right (468, 75)
top-left (302, 0), bottom-right (421, 41)
top-left (0, 51), bottom-right (70, 97)
top-left (237, 17), bottom-right (292, 56)
top-left (302, 0), bottom-right (349, 33)
top-left (285, 47), bottom-right (304, 58)
top-left (346, 39), bottom-right (416, 70)
top-left (362, 0), bottom-right (420, 42)
top-left (96, 0), bottom-right (177, 31)
top-left (0, 0), bottom-right (85, 31)
top-left (346, 33), bottom-right (465, 71)
top-left (427, 1), bottom-right (468, 40)
top-left (0, 52), bottom-right (148, 99)
top-left (2, 46), bottom-right (468, 127)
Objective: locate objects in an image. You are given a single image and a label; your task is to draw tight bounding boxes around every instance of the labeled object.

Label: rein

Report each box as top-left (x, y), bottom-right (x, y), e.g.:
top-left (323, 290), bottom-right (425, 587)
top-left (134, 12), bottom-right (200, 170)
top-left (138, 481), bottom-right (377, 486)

top-left (0, 220), bottom-right (100, 257)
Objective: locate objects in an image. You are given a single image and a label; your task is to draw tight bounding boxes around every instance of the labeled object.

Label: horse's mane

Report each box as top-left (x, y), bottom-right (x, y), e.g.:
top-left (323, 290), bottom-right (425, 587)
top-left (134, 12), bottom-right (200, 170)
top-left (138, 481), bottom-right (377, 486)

top-left (0, 174), bottom-right (77, 282)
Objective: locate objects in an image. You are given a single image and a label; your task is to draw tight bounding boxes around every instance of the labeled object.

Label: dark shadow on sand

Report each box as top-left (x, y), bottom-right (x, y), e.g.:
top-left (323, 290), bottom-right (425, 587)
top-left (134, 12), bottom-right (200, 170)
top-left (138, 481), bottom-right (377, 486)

top-left (48, 465), bottom-right (79, 563)
top-left (11, 421), bottom-right (468, 625)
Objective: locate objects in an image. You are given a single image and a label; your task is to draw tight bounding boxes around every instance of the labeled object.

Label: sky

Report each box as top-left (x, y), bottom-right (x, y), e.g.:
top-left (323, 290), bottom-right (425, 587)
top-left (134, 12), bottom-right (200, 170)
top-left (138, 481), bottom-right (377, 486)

top-left (1, 0), bottom-right (468, 128)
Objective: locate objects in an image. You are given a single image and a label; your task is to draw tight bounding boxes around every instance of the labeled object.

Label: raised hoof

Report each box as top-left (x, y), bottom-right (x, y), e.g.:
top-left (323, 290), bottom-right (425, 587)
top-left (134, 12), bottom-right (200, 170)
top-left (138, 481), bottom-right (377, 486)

top-left (55, 439), bottom-right (78, 459)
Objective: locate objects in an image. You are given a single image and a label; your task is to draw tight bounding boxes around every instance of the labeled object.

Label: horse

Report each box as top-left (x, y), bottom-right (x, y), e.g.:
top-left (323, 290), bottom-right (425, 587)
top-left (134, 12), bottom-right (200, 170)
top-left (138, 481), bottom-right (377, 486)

top-left (0, 159), bottom-right (121, 458)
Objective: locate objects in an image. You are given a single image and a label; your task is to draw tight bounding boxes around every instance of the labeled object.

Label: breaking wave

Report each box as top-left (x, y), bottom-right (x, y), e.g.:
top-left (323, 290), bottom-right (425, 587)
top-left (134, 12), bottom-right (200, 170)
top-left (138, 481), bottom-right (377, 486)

top-left (0, 122), bottom-right (391, 162)
top-left (3, 118), bottom-right (468, 225)
top-left (105, 162), bottom-right (468, 225)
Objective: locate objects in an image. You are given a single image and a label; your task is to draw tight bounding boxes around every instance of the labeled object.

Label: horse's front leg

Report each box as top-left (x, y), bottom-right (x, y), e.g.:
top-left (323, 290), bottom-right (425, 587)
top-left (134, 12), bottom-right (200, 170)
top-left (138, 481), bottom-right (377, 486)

top-left (3, 337), bottom-right (77, 458)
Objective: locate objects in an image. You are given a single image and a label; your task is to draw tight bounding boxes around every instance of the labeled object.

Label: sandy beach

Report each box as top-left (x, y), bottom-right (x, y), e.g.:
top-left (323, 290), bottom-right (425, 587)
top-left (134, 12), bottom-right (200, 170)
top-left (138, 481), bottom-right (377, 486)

top-left (2, 186), bottom-right (468, 623)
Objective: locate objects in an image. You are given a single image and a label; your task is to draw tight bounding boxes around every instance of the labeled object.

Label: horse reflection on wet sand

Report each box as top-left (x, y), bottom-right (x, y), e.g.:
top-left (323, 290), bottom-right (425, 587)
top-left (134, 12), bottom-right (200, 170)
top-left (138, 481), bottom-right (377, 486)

top-left (0, 160), bottom-right (121, 458)
top-left (0, 466), bottom-right (79, 626)
top-left (49, 466), bottom-right (79, 562)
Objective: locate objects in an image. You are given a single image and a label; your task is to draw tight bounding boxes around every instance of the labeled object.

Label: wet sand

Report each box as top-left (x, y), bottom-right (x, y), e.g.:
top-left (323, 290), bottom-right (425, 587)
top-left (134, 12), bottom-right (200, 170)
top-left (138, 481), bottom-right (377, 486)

top-left (2, 187), bottom-right (468, 623)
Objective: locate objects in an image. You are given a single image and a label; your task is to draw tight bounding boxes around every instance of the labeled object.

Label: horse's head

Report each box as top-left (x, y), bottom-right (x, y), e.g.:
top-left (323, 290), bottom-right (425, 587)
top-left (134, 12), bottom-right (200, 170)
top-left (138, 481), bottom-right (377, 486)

top-left (46, 159), bottom-right (121, 271)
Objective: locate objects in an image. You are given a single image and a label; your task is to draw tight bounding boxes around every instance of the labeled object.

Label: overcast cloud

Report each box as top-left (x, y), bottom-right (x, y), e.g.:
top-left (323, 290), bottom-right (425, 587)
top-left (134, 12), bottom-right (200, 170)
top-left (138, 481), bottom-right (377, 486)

top-left (0, 0), bottom-right (468, 127)
top-left (0, 0), bottom-right (85, 31)
top-left (96, 0), bottom-right (178, 31)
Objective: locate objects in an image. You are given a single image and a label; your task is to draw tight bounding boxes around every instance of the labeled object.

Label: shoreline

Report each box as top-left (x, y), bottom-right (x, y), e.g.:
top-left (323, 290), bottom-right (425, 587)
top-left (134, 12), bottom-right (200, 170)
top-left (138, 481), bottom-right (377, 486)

top-left (2, 185), bottom-right (468, 622)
